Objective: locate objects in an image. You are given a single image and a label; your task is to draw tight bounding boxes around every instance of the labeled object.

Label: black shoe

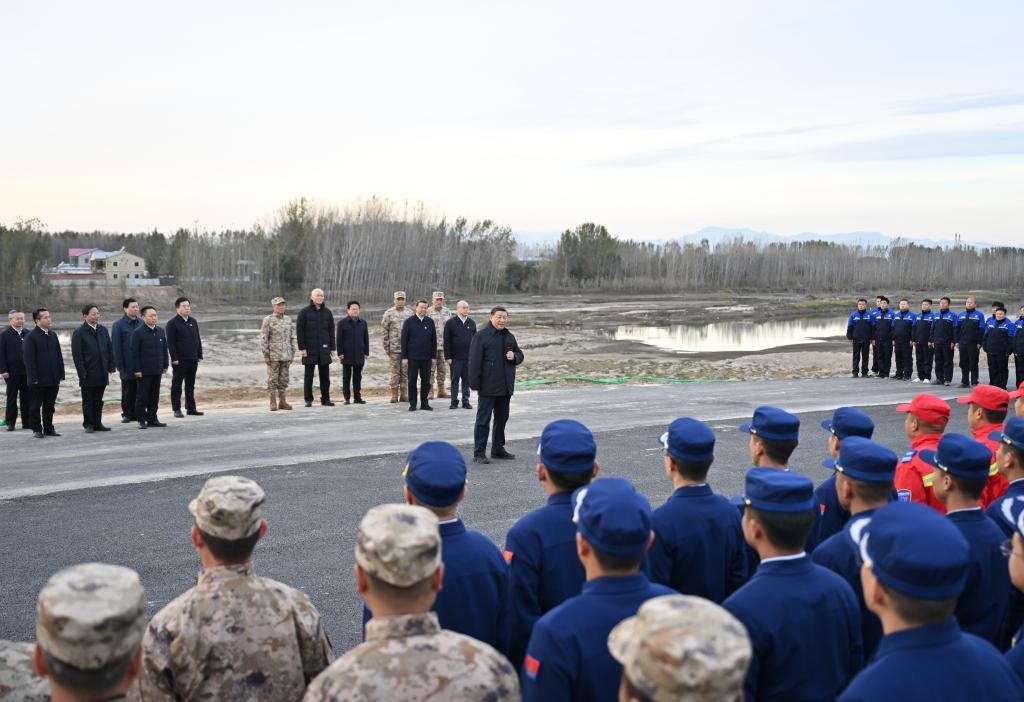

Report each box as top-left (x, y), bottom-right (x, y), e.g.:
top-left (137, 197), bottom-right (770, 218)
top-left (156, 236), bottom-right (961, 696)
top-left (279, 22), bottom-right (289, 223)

top-left (409, 406), bottom-right (417, 411)
top-left (491, 450), bottom-right (515, 460)
top-left (421, 404), bottom-right (433, 411)
top-left (344, 399), bottom-right (351, 405)
top-left (473, 454), bottom-right (490, 464)
top-left (5, 424), bottom-right (14, 432)
top-left (944, 381), bottom-right (952, 386)
top-left (852, 374), bottom-right (859, 378)
top-left (173, 410), bottom-right (185, 418)
top-left (462, 403), bottom-right (472, 410)
top-left (84, 426), bottom-right (94, 434)
top-left (450, 402), bottom-right (459, 409)
top-left (186, 410), bottom-right (204, 416)
top-left (958, 383), bottom-right (969, 388)
top-left (33, 431), bottom-right (44, 438)
top-left (138, 421), bottom-right (148, 429)
top-left (354, 399), bottom-right (366, 404)
top-left (95, 425), bottom-right (111, 431)
top-left (121, 416), bottom-right (135, 423)
top-left (321, 400), bottom-right (336, 407)
top-left (43, 429), bottom-right (61, 437)
top-left (305, 401), bottom-right (313, 407)
top-left (149, 421), bottom-right (167, 427)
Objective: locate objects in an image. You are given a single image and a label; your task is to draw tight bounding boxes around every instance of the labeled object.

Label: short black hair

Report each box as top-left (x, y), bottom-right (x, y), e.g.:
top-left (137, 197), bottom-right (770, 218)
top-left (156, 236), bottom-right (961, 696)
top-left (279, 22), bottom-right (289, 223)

top-left (900, 298), bottom-right (909, 303)
top-left (922, 298), bottom-right (933, 305)
top-left (667, 454), bottom-right (713, 481)
top-left (886, 589), bottom-right (957, 627)
top-left (122, 297), bottom-right (137, 309)
top-left (857, 298), bottom-right (868, 304)
top-left (747, 507), bottom-right (814, 551)
top-left (592, 545), bottom-right (645, 573)
top-left (879, 296), bottom-right (890, 304)
top-left (753, 436), bottom-right (799, 466)
top-left (42, 648), bottom-right (137, 694)
top-left (940, 296), bottom-right (951, 304)
top-left (546, 467), bottom-right (595, 492)
top-left (875, 296), bottom-right (883, 301)
top-left (981, 407), bottom-right (1008, 424)
top-left (347, 300), bottom-right (360, 309)
top-left (174, 296), bottom-right (190, 308)
top-left (416, 299), bottom-right (428, 306)
top-left (32, 308), bottom-right (48, 321)
top-left (198, 527), bottom-right (260, 563)
top-left (139, 305), bottom-right (155, 316)
top-left (490, 305), bottom-right (508, 316)
top-left (847, 476), bottom-right (893, 504)
top-left (946, 473), bottom-right (987, 502)
top-left (992, 300), bottom-right (1005, 309)
top-left (995, 307), bottom-right (1008, 314)
top-left (81, 304), bottom-right (98, 317)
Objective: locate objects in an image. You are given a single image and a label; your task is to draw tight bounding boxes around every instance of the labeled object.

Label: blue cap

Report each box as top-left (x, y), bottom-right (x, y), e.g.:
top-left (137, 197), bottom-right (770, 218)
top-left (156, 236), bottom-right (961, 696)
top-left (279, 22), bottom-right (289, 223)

top-left (740, 468), bottom-right (814, 513)
top-left (739, 406), bottom-right (800, 442)
top-left (538, 419), bottom-right (597, 474)
top-left (822, 436), bottom-right (897, 484)
top-left (990, 416), bottom-right (1024, 451)
top-left (660, 417), bottom-right (715, 463)
top-left (820, 407), bottom-right (875, 440)
top-left (917, 433), bottom-right (992, 482)
top-left (572, 478), bottom-right (652, 556)
top-left (404, 441), bottom-right (466, 507)
top-left (860, 502), bottom-right (968, 599)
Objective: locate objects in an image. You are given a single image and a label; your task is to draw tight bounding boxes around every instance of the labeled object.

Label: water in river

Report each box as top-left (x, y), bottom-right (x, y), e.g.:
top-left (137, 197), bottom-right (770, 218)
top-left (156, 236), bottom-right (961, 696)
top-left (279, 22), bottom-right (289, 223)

top-left (615, 317), bottom-right (840, 354)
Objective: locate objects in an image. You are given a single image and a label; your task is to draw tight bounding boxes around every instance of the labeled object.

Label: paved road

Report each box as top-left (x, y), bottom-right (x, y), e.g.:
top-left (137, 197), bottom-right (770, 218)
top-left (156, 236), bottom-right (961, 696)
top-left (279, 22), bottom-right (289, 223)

top-left (0, 377), bottom-right (979, 650)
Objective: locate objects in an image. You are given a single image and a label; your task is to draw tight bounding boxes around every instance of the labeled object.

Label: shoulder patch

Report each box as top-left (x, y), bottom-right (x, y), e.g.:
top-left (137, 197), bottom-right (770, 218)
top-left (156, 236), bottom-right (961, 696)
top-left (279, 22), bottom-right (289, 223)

top-left (901, 450), bottom-right (917, 464)
top-left (503, 550), bottom-right (514, 564)
top-left (524, 654), bottom-right (541, 680)
top-left (897, 489), bottom-right (912, 503)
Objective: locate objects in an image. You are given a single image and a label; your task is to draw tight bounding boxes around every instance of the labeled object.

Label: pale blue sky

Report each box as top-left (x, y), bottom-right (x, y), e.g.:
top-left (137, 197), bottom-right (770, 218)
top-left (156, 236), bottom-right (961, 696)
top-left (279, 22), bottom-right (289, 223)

top-left (2, 1), bottom-right (1022, 242)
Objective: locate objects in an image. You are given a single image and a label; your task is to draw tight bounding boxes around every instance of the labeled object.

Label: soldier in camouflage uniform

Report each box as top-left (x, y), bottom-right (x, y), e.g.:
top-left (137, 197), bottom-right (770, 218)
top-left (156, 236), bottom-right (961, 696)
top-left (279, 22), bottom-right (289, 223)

top-left (32, 563), bottom-right (148, 702)
top-left (427, 291), bottom-right (452, 400)
top-left (260, 296), bottom-right (297, 412)
top-left (608, 594), bottom-right (752, 702)
top-left (136, 476), bottom-right (333, 701)
top-left (0, 640), bottom-right (50, 701)
top-left (381, 291), bottom-right (413, 403)
top-left (303, 504), bottom-right (519, 702)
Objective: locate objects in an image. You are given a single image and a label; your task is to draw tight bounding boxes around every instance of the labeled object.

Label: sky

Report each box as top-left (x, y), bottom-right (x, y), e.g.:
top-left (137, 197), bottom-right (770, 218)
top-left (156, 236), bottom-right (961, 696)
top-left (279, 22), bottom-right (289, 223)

top-left (2, 1), bottom-right (1023, 243)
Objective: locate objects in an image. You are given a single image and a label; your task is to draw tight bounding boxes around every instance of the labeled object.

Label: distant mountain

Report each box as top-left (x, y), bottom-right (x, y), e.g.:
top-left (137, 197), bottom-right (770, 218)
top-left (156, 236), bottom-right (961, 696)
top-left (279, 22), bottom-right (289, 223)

top-left (679, 226), bottom-right (993, 249)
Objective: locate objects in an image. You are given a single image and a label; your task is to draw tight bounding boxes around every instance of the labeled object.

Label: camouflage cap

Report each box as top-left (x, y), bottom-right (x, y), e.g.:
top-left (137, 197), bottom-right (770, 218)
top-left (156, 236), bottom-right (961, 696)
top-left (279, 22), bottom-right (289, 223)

top-left (355, 504), bottom-right (441, 587)
top-left (271, 296), bottom-right (286, 305)
top-left (608, 594), bottom-right (751, 702)
top-left (36, 563), bottom-right (147, 670)
top-left (394, 291), bottom-right (406, 299)
top-left (188, 475), bottom-right (266, 540)
top-left (431, 291), bottom-right (444, 299)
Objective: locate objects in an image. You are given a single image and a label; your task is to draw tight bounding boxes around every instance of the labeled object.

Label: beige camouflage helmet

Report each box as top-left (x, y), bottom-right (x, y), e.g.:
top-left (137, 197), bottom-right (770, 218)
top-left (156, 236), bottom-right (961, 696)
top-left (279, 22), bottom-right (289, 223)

top-left (394, 291), bottom-right (406, 299)
top-left (36, 563), bottom-right (147, 670)
top-left (270, 296), bottom-right (286, 305)
top-left (188, 475), bottom-right (266, 540)
top-left (608, 594), bottom-right (751, 702)
top-left (355, 504), bottom-right (441, 587)
top-left (431, 291), bottom-right (444, 299)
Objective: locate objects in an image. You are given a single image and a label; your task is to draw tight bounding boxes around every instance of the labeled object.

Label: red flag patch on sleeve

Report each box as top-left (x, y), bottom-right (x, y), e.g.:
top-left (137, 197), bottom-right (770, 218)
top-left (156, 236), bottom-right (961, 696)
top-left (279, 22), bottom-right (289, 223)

top-left (820, 503), bottom-right (827, 515)
top-left (503, 550), bottom-right (514, 564)
top-left (524, 654), bottom-right (541, 680)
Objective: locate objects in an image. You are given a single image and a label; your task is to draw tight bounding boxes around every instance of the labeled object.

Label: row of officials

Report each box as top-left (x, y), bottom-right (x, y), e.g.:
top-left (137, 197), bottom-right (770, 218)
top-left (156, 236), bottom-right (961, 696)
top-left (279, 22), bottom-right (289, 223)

top-left (6, 385), bottom-right (1024, 700)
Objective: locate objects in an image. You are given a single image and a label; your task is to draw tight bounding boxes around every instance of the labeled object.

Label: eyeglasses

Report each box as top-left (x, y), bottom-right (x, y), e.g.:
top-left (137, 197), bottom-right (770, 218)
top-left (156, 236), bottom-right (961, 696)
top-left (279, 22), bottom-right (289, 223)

top-left (1000, 539), bottom-right (1024, 559)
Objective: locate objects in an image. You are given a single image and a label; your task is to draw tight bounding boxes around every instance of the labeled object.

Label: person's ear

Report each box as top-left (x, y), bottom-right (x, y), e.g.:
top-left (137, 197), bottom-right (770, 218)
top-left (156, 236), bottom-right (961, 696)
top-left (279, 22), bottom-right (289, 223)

top-left (402, 485), bottom-right (415, 506)
top-left (537, 464), bottom-right (546, 483)
top-left (458, 484), bottom-right (468, 503)
top-left (355, 563), bottom-right (369, 594)
top-left (591, 461), bottom-right (600, 478)
top-left (257, 519), bottom-right (268, 541)
top-left (432, 564), bottom-right (445, 592)
top-left (644, 530), bottom-right (655, 554)
top-left (190, 525), bottom-right (203, 550)
top-left (32, 644), bottom-right (48, 677)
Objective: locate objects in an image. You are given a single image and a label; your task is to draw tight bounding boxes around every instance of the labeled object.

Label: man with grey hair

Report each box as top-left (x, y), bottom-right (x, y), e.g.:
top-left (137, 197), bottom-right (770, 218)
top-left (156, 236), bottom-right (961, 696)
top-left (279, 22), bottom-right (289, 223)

top-left (443, 299), bottom-right (476, 410)
top-left (0, 309), bottom-right (29, 431)
top-left (296, 288), bottom-right (336, 407)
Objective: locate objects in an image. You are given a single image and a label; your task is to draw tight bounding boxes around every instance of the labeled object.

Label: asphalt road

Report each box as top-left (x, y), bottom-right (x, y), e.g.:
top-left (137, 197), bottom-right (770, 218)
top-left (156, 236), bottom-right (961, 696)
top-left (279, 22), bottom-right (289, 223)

top-left (0, 377), bottom-right (982, 650)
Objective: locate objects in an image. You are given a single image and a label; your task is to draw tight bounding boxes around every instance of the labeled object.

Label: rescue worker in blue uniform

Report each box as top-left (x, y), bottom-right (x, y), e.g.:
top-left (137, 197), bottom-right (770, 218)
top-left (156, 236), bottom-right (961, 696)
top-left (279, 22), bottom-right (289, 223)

top-left (870, 295), bottom-right (883, 376)
top-left (813, 436), bottom-right (897, 662)
top-left (987, 417), bottom-right (1024, 537)
top-left (930, 296), bottom-right (959, 386)
top-left (647, 417), bottom-right (747, 602)
top-left (838, 502), bottom-right (1024, 701)
top-left (520, 477), bottom-right (674, 702)
top-left (504, 419), bottom-right (598, 669)
top-left (891, 298), bottom-right (917, 381)
top-left (913, 298), bottom-right (936, 383)
top-left (957, 297), bottom-right (987, 387)
top-left (924, 433), bottom-right (1012, 646)
top-left (1014, 306), bottom-right (1024, 390)
top-left (985, 306), bottom-right (1017, 390)
top-left (847, 298), bottom-right (874, 378)
top-left (724, 468), bottom-right (863, 701)
top-left (810, 407), bottom-right (876, 551)
top-left (871, 296), bottom-right (897, 379)
top-left (1004, 502), bottom-right (1024, 681)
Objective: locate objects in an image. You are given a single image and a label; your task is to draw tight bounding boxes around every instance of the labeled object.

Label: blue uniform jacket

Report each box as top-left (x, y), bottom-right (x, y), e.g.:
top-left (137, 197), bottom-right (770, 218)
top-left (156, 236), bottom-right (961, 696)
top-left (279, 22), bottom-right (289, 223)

top-left (521, 573), bottom-right (674, 702)
top-left (931, 309), bottom-right (959, 344)
top-left (840, 620), bottom-right (1024, 701)
top-left (723, 554), bottom-right (863, 702)
top-left (948, 508), bottom-right (1012, 647)
top-left (1015, 317), bottom-right (1024, 355)
top-left (913, 311), bottom-right (936, 344)
top-left (809, 478), bottom-right (898, 553)
top-left (111, 314), bottom-right (140, 379)
top-left (128, 324), bottom-right (169, 376)
top-left (958, 309), bottom-right (987, 343)
top-left (984, 317), bottom-right (1017, 355)
top-left (986, 478), bottom-right (1024, 538)
top-left (400, 314), bottom-right (437, 361)
top-left (892, 310), bottom-right (917, 341)
top-left (812, 510), bottom-right (884, 661)
top-left (847, 310), bottom-right (874, 342)
top-left (647, 484), bottom-right (747, 602)
top-left (872, 309), bottom-right (897, 342)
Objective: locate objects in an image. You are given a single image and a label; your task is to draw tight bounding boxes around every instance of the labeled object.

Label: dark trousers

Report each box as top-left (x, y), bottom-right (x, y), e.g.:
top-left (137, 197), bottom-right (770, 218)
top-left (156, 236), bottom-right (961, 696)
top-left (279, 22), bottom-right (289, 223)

top-left (935, 343), bottom-right (955, 383)
top-left (894, 340), bottom-right (912, 379)
top-left (407, 358), bottom-right (431, 407)
top-left (170, 360), bottom-right (198, 411)
top-left (29, 385), bottom-right (59, 432)
top-left (870, 344), bottom-right (879, 374)
top-left (342, 363), bottom-right (363, 401)
top-left (80, 385), bottom-right (106, 428)
top-left (989, 354), bottom-right (1010, 389)
top-left (851, 341), bottom-right (869, 376)
top-left (450, 359), bottom-right (470, 405)
top-left (1016, 354), bottom-right (1024, 390)
top-left (135, 375), bottom-right (161, 423)
top-left (4, 374), bottom-right (28, 427)
top-left (875, 341), bottom-right (893, 377)
top-left (959, 342), bottom-right (981, 385)
top-left (916, 343), bottom-right (933, 381)
top-left (303, 360), bottom-right (332, 403)
top-left (120, 377), bottom-right (137, 420)
top-left (474, 394), bottom-right (511, 456)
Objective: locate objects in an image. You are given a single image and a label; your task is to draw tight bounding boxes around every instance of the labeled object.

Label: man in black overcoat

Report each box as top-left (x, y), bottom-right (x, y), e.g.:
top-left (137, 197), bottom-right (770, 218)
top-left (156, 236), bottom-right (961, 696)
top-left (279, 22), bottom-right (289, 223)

top-left (468, 305), bottom-right (524, 463)
top-left (296, 288), bottom-right (336, 407)
top-left (71, 304), bottom-right (116, 432)
top-left (23, 308), bottom-right (65, 438)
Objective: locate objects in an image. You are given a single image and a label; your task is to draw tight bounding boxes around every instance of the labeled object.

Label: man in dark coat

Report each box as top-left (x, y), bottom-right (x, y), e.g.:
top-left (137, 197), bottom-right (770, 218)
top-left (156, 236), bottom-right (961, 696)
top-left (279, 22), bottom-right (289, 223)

top-left (468, 306), bottom-right (524, 463)
top-left (401, 300), bottom-right (437, 411)
top-left (111, 298), bottom-right (141, 422)
top-left (22, 308), bottom-right (65, 438)
top-left (130, 305), bottom-right (169, 428)
top-left (165, 296), bottom-right (204, 418)
top-left (443, 300), bottom-right (477, 410)
top-left (71, 304), bottom-right (115, 433)
top-left (296, 288), bottom-right (336, 407)
top-left (337, 301), bottom-right (370, 405)
top-left (0, 309), bottom-right (29, 431)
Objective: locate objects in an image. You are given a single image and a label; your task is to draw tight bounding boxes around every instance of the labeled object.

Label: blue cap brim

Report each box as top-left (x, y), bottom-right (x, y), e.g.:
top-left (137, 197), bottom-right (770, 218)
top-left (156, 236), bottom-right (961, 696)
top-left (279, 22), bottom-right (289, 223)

top-left (989, 430), bottom-right (1005, 443)
top-left (823, 457), bottom-right (839, 470)
top-left (738, 423), bottom-right (752, 434)
top-left (917, 449), bottom-right (939, 469)
top-left (730, 495), bottom-right (746, 508)
top-left (821, 420), bottom-right (834, 432)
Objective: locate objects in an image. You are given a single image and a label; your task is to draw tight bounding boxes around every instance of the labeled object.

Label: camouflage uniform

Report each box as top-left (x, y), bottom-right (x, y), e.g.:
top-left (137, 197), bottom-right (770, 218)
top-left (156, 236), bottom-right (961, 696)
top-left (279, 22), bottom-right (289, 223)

top-left (381, 293), bottom-right (413, 402)
top-left (260, 298), bottom-right (296, 410)
top-left (608, 594), bottom-right (752, 702)
top-left (0, 641), bottom-right (49, 701)
top-left (304, 504), bottom-right (519, 701)
top-left (135, 476), bottom-right (333, 702)
top-left (426, 293), bottom-right (452, 398)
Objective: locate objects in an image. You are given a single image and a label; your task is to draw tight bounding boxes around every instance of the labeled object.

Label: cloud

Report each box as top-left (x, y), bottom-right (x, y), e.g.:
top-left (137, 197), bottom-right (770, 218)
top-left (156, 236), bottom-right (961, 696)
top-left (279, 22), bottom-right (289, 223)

top-left (817, 128), bottom-right (1024, 161)
top-left (899, 92), bottom-right (1024, 115)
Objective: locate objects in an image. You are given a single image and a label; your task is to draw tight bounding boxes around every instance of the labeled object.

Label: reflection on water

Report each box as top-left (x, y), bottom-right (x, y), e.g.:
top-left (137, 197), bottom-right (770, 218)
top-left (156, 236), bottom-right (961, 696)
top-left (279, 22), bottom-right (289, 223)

top-left (615, 318), bottom-right (840, 354)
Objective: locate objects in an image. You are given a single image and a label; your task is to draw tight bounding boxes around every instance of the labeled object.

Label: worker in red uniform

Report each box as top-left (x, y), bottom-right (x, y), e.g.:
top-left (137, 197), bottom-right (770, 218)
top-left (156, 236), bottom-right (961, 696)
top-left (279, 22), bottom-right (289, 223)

top-left (894, 393), bottom-right (950, 513)
top-left (956, 384), bottom-right (1011, 507)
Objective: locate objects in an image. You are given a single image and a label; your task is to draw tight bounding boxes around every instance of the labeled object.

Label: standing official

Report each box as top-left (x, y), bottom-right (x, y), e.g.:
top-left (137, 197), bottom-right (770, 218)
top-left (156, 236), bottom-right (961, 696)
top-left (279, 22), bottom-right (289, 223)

top-left (380, 291), bottom-right (412, 404)
top-left (296, 288), bottom-right (336, 407)
top-left (401, 300), bottom-right (436, 411)
top-left (71, 304), bottom-right (115, 433)
top-left (426, 291), bottom-right (452, 400)
top-left (1015, 305), bottom-right (1024, 390)
top-left (869, 296), bottom-right (883, 376)
top-left (443, 300), bottom-right (476, 410)
top-left (469, 306), bottom-right (524, 463)
top-left (337, 301), bottom-right (369, 405)
top-left (260, 296), bottom-right (296, 412)
top-left (23, 308), bottom-right (64, 439)
top-left (931, 297), bottom-right (959, 386)
top-left (130, 305), bottom-right (169, 429)
top-left (871, 296), bottom-right (896, 379)
top-left (957, 296), bottom-right (987, 387)
top-left (0, 309), bottom-right (29, 431)
top-left (892, 299), bottom-right (916, 381)
top-left (984, 306), bottom-right (1017, 390)
top-left (913, 298), bottom-right (936, 383)
top-left (165, 296), bottom-right (204, 418)
top-left (111, 298), bottom-right (141, 423)
top-left (847, 299), bottom-right (873, 378)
